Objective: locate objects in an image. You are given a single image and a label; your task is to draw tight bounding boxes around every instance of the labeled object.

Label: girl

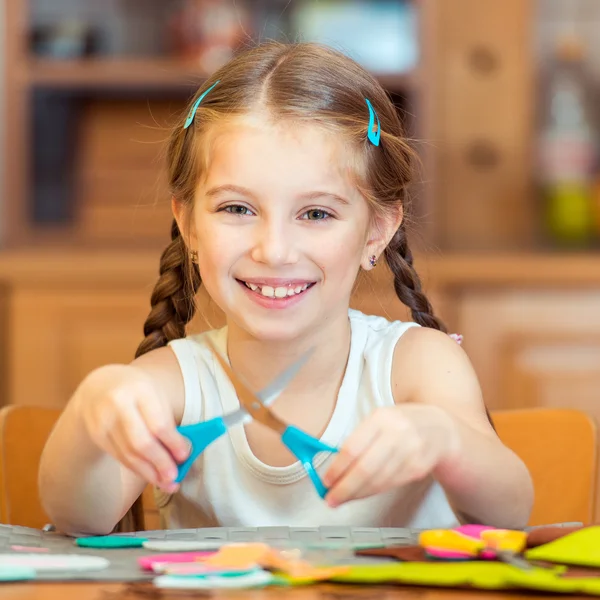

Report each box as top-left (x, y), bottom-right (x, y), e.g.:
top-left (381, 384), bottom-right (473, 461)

top-left (39, 42), bottom-right (533, 535)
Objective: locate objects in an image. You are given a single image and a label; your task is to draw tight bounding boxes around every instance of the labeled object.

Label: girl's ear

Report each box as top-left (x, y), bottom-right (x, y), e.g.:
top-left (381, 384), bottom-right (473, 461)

top-left (361, 206), bottom-right (403, 270)
top-left (171, 197), bottom-right (197, 249)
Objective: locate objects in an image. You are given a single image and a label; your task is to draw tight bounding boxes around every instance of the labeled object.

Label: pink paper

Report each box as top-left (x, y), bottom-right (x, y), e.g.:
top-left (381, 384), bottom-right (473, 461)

top-left (138, 551), bottom-right (214, 571)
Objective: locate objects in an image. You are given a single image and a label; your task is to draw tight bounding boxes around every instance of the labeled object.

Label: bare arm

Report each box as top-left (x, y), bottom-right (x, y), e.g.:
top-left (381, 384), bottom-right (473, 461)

top-left (38, 347), bottom-right (187, 535)
top-left (393, 328), bottom-right (534, 528)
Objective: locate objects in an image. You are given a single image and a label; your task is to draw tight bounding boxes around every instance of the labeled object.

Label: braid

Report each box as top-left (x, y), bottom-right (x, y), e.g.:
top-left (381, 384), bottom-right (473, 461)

top-left (117, 220), bottom-right (201, 533)
top-left (135, 219), bottom-right (201, 358)
top-left (384, 225), bottom-right (447, 333)
top-left (384, 226), bottom-right (497, 431)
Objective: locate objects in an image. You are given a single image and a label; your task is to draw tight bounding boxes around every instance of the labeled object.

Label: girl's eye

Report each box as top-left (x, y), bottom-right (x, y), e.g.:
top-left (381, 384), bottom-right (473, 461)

top-left (302, 209), bottom-right (332, 221)
top-left (222, 204), bottom-right (254, 216)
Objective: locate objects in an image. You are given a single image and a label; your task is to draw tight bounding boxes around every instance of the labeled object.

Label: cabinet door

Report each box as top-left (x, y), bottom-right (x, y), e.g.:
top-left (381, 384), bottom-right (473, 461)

top-left (7, 289), bottom-right (152, 408)
top-left (457, 289), bottom-right (600, 413)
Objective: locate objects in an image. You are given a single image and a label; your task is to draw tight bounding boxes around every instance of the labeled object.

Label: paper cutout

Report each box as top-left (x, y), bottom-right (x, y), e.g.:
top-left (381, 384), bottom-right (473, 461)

top-left (138, 551), bottom-right (214, 572)
top-left (0, 554), bottom-right (109, 571)
top-left (142, 540), bottom-right (224, 552)
top-left (202, 543), bottom-right (350, 581)
top-left (11, 545), bottom-right (49, 552)
top-left (526, 527), bottom-right (600, 567)
top-left (154, 570), bottom-right (274, 589)
top-left (0, 565), bottom-right (36, 582)
top-left (76, 536), bottom-right (146, 548)
top-left (328, 562), bottom-right (600, 596)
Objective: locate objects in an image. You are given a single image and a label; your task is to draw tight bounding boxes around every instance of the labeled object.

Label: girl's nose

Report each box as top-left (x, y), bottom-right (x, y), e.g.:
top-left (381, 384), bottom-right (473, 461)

top-left (250, 219), bottom-right (298, 266)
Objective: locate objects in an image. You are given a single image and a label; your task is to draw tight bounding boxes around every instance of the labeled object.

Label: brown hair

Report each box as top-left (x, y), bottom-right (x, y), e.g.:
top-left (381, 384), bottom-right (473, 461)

top-left (135, 41), bottom-right (446, 359)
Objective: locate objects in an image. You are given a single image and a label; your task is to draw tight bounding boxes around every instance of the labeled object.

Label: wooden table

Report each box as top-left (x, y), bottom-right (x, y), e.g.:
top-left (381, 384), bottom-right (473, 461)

top-left (0, 583), bottom-right (591, 599)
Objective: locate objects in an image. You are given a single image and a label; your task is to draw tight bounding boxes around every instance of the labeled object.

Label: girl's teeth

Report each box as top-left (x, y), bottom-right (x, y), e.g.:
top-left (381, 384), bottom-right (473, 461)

top-left (244, 282), bottom-right (312, 297)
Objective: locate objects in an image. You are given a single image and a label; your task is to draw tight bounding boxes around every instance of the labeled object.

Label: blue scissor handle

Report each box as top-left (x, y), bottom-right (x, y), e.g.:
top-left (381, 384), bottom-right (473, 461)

top-left (175, 418), bottom-right (227, 483)
top-left (281, 426), bottom-right (339, 499)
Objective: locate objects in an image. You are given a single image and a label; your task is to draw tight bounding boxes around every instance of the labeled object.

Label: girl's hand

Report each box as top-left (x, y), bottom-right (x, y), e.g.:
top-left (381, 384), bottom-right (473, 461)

top-left (322, 404), bottom-right (459, 507)
top-left (77, 365), bottom-right (190, 492)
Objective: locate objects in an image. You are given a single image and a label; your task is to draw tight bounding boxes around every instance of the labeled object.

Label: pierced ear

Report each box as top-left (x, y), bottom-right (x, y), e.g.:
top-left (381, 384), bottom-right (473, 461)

top-left (171, 197), bottom-right (197, 250)
top-left (361, 206), bottom-right (403, 270)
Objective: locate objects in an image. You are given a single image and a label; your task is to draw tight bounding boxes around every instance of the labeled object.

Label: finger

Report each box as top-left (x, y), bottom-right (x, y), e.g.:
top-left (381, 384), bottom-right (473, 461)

top-left (107, 429), bottom-right (161, 486)
top-left (116, 409), bottom-right (180, 485)
top-left (137, 399), bottom-right (190, 463)
top-left (323, 422), bottom-right (380, 488)
top-left (350, 451), bottom-right (407, 501)
top-left (326, 435), bottom-right (396, 507)
top-left (110, 426), bottom-right (179, 493)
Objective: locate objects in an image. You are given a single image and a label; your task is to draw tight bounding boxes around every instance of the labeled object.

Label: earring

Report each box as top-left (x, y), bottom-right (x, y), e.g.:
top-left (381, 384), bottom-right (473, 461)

top-left (190, 250), bottom-right (198, 263)
top-left (369, 255), bottom-right (378, 268)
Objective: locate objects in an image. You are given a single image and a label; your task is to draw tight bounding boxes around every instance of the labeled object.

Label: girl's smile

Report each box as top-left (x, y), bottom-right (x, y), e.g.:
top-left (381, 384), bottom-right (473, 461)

top-left (237, 277), bottom-right (317, 309)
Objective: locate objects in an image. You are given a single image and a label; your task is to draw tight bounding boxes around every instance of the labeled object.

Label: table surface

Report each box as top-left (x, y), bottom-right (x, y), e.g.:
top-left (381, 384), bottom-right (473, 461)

top-left (1, 582), bottom-right (591, 600)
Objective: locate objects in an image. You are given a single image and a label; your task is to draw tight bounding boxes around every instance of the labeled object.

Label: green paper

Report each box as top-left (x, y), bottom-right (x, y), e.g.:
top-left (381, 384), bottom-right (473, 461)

top-left (0, 565), bottom-right (36, 582)
top-left (76, 536), bottom-right (148, 548)
top-left (526, 526), bottom-right (600, 567)
top-left (329, 562), bottom-right (600, 596)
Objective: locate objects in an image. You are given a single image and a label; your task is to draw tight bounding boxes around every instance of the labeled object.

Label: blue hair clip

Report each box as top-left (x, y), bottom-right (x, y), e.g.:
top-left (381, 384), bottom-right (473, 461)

top-left (183, 80), bottom-right (220, 129)
top-left (365, 98), bottom-right (381, 146)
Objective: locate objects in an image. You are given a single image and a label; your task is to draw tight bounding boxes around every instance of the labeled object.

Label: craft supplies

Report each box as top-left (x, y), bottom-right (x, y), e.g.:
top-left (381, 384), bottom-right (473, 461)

top-left (76, 536), bottom-right (146, 548)
top-left (419, 524), bottom-right (530, 569)
top-left (138, 551), bottom-right (214, 572)
top-left (0, 554), bottom-right (109, 571)
top-left (141, 540), bottom-right (224, 552)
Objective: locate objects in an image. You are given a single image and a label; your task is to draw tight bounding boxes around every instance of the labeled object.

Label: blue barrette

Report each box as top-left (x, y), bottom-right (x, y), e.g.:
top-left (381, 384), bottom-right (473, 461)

top-left (183, 80), bottom-right (220, 129)
top-left (365, 98), bottom-right (381, 146)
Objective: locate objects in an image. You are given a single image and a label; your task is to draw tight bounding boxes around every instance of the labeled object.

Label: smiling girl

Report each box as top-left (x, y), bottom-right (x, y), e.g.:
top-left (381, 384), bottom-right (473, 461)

top-left (39, 42), bottom-right (533, 535)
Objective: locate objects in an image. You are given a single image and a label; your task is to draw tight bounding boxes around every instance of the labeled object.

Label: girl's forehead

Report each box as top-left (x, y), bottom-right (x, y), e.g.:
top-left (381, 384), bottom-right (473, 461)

top-left (202, 117), bottom-right (359, 190)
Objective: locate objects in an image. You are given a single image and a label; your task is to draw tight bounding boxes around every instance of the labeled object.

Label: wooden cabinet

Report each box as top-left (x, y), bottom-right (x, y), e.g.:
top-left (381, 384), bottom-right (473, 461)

top-left (7, 289), bottom-right (150, 408)
top-left (0, 251), bottom-right (227, 409)
top-left (458, 289), bottom-right (600, 415)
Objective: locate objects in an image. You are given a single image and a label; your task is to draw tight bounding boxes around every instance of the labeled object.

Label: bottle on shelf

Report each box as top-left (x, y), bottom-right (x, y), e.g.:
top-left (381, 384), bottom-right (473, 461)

top-left (538, 34), bottom-right (597, 248)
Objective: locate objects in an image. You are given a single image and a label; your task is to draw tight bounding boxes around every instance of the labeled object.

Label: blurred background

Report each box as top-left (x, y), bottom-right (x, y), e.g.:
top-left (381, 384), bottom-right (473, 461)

top-left (0, 1), bottom-right (599, 442)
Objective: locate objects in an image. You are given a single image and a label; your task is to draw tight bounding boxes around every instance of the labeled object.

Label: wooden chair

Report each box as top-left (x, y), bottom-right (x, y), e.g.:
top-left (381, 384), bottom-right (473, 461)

top-left (0, 404), bottom-right (157, 530)
top-left (0, 405), bottom-right (60, 528)
top-left (492, 408), bottom-right (598, 526)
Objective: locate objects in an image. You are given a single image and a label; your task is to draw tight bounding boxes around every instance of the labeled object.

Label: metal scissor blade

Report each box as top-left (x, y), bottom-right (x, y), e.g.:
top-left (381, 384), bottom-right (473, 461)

top-left (216, 346), bottom-right (314, 429)
top-left (256, 348), bottom-right (314, 405)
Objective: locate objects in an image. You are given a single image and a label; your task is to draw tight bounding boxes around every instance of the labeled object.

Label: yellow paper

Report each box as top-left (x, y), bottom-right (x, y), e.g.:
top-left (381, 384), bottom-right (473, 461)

top-left (526, 527), bottom-right (600, 567)
top-left (330, 562), bottom-right (600, 596)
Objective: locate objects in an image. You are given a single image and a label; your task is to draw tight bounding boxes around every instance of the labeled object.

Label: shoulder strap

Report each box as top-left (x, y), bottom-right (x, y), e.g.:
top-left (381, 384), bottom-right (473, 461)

top-left (169, 338), bottom-right (203, 425)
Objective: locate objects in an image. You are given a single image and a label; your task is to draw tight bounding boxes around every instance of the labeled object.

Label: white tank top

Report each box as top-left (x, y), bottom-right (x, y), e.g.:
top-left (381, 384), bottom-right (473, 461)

top-left (155, 309), bottom-right (458, 529)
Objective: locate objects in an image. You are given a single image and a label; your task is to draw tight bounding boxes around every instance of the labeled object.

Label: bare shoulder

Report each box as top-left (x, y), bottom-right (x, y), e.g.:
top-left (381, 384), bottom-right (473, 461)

top-left (392, 326), bottom-right (492, 433)
top-left (130, 345), bottom-right (186, 423)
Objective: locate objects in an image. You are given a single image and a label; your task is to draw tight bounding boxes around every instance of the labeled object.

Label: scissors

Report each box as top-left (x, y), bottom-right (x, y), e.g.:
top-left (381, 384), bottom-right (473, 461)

top-left (419, 525), bottom-right (532, 571)
top-left (175, 339), bottom-right (338, 498)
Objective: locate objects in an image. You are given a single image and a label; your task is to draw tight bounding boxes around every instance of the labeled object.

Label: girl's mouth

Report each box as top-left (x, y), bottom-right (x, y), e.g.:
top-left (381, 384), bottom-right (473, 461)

top-left (236, 279), bottom-right (316, 299)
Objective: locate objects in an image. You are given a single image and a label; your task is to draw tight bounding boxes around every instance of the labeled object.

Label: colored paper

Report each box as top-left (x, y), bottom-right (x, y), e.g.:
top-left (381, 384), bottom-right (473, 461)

top-left (76, 536), bottom-right (147, 549)
top-left (526, 527), bottom-right (600, 567)
top-left (138, 551), bottom-right (214, 572)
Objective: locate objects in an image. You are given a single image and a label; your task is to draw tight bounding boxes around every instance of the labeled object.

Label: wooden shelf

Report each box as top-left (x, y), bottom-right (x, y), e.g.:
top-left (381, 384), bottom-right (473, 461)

top-left (24, 58), bottom-right (210, 90)
top-left (22, 57), bottom-right (417, 93)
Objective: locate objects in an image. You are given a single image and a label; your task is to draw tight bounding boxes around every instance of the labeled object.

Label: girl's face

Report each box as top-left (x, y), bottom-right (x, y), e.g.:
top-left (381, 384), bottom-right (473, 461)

top-left (185, 116), bottom-right (386, 342)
